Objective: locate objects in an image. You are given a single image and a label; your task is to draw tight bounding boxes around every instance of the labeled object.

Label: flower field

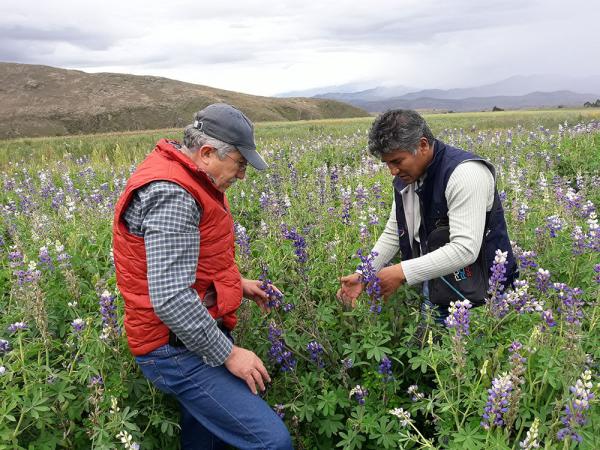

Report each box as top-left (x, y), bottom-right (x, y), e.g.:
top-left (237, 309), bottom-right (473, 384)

top-left (0, 109), bottom-right (599, 449)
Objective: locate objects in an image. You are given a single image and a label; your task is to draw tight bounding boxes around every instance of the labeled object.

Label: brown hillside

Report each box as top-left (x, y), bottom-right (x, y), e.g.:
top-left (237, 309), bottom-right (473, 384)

top-left (0, 62), bottom-right (367, 139)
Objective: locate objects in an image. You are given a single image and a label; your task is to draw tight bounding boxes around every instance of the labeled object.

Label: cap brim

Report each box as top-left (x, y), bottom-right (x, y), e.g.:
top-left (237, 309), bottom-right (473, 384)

top-left (238, 145), bottom-right (268, 170)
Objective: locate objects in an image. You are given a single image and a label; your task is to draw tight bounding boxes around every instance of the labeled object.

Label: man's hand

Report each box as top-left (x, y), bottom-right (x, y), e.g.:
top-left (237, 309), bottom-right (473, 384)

top-left (224, 345), bottom-right (271, 395)
top-left (241, 278), bottom-right (282, 313)
top-left (377, 264), bottom-right (406, 298)
top-left (337, 273), bottom-right (364, 308)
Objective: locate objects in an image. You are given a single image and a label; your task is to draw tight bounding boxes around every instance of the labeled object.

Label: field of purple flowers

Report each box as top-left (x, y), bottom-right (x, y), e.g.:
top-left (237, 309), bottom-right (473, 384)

top-left (0, 111), bottom-right (599, 449)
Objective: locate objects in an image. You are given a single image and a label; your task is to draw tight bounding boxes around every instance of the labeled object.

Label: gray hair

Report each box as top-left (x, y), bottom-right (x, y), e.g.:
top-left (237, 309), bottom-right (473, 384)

top-left (182, 125), bottom-right (236, 159)
top-left (367, 109), bottom-right (435, 158)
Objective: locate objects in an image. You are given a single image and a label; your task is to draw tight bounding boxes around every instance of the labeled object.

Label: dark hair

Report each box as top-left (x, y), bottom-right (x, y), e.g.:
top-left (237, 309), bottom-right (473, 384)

top-left (367, 109), bottom-right (435, 158)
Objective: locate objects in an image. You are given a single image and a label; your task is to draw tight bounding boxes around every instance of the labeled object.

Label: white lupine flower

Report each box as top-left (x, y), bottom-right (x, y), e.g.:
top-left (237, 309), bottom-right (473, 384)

top-left (389, 407), bottom-right (412, 427)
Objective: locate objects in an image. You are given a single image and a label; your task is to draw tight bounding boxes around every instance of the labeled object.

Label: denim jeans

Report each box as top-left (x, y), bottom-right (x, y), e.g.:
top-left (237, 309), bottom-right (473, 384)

top-left (135, 343), bottom-right (293, 450)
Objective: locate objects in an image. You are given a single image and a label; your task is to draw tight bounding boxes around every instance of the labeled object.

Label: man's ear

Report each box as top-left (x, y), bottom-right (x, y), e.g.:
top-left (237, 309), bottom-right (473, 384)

top-left (418, 137), bottom-right (430, 155)
top-left (198, 145), bottom-right (215, 162)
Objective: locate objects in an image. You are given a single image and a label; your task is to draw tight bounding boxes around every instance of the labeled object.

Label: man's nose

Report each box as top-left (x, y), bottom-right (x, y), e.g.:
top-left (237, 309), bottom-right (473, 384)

top-left (388, 164), bottom-right (399, 176)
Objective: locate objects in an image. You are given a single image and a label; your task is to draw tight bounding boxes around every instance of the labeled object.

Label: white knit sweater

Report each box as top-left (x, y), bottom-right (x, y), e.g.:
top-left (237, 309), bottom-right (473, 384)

top-left (370, 161), bottom-right (495, 286)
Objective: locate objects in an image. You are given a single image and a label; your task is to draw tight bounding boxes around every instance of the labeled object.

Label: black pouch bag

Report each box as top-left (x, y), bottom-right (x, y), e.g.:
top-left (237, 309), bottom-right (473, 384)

top-left (426, 223), bottom-right (488, 306)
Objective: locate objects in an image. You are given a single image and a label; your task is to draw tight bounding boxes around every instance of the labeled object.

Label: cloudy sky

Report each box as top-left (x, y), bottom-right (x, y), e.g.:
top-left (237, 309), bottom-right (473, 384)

top-left (1, 0), bottom-right (598, 96)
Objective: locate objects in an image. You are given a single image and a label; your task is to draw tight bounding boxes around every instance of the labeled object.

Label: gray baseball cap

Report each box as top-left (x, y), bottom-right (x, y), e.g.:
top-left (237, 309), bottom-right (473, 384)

top-left (193, 103), bottom-right (267, 170)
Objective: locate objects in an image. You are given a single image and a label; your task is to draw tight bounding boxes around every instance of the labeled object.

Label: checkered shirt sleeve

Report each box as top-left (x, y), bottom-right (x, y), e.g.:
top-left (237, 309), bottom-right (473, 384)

top-left (122, 181), bottom-right (233, 366)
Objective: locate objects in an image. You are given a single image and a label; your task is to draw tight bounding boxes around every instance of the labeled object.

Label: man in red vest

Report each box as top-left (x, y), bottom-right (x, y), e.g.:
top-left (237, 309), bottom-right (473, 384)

top-left (113, 103), bottom-right (292, 449)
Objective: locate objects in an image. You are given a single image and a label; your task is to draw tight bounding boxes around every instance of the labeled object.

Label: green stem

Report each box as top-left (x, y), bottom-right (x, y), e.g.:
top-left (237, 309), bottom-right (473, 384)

top-left (18, 335), bottom-right (28, 393)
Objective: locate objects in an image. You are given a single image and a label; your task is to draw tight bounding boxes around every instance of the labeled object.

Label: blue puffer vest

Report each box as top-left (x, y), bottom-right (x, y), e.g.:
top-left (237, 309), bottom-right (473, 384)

top-left (393, 140), bottom-right (518, 303)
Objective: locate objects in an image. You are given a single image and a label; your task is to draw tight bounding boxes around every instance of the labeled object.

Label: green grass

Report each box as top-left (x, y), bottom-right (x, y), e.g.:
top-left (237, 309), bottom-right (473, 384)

top-left (1, 109), bottom-right (600, 169)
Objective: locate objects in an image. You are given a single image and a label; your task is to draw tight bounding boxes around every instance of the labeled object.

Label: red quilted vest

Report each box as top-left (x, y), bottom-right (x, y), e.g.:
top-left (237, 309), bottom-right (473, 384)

top-left (113, 139), bottom-right (242, 356)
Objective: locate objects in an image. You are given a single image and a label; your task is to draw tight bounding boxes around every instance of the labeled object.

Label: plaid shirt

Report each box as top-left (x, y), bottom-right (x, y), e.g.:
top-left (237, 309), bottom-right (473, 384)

top-left (122, 181), bottom-right (233, 366)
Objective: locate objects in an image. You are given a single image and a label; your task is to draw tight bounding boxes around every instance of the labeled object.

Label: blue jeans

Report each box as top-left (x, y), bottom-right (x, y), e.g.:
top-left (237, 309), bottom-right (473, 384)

top-left (135, 343), bottom-right (293, 450)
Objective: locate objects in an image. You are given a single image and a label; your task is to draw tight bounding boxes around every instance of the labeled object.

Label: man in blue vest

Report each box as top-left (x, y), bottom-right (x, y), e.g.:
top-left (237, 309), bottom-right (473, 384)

top-left (338, 109), bottom-right (517, 323)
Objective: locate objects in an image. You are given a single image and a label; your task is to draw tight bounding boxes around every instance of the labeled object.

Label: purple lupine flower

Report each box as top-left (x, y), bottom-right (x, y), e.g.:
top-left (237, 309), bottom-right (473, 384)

top-left (341, 358), bottom-right (354, 369)
top-left (445, 299), bottom-right (472, 337)
top-left (259, 266), bottom-right (283, 309)
top-left (38, 246), bottom-right (53, 270)
top-left (368, 210), bottom-right (379, 226)
top-left (517, 203), bottom-right (529, 222)
top-left (481, 373), bottom-right (514, 430)
top-left (281, 225), bottom-right (308, 266)
top-left (15, 261), bottom-right (42, 286)
top-left (8, 249), bottom-right (24, 268)
top-left (506, 280), bottom-right (543, 314)
top-left (358, 223), bottom-right (370, 243)
top-left (259, 192), bottom-right (270, 209)
top-left (535, 268), bottom-right (551, 293)
top-left (88, 375), bottom-right (104, 387)
top-left (541, 309), bottom-right (557, 330)
top-left (71, 318), bottom-right (86, 334)
top-left (372, 182), bottom-right (385, 206)
top-left (517, 250), bottom-right (537, 272)
top-left (8, 322), bottom-right (28, 333)
top-left (546, 215), bottom-right (565, 238)
top-left (581, 200), bottom-right (596, 219)
top-left (564, 188), bottom-right (583, 211)
top-left (282, 303), bottom-right (295, 313)
top-left (554, 283), bottom-right (584, 326)
top-left (273, 404), bottom-right (285, 420)
top-left (594, 264), bottom-right (600, 284)
top-left (571, 226), bottom-right (586, 255)
top-left (267, 322), bottom-right (296, 372)
top-left (557, 369), bottom-right (594, 444)
top-left (378, 356), bottom-right (393, 382)
top-left (355, 184), bottom-right (368, 210)
top-left (487, 250), bottom-right (509, 318)
top-left (340, 187), bottom-right (352, 225)
top-left (356, 249), bottom-right (382, 314)
top-left (0, 339), bottom-right (10, 353)
top-left (349, 385), bottom-right (368, 405)
top-left (234, 222), bottom-right (251, 257)
top-left (99, 290), bottom-right (120, 339)
top-left (56, 251), bottom-right (71, 268)
top-left (307, 341), bottom-right (325, 368)
top-left (499, 191), bottom-right (507, 204)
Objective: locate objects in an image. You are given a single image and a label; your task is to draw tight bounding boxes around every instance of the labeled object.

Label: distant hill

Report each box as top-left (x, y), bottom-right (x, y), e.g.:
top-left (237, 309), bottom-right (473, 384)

top-left (310, 75), bottom-right (600, 112)
top-left (0, 63), bottom-right (367, 139)
top-left (355, 91), bottom-right (598, 113)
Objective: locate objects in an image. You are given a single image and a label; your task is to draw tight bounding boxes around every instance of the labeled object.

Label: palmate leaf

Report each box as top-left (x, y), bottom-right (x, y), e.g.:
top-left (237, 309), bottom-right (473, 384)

top-left (369, 416), bottom-right (400, 449)
top-left (317, 390), bottom-right (338, 416)
top-left (336, 429), bottom-right (366, 450)
top-left (448, 421), bottom-right (487, 450)
top-left (317, 413), bottom-right (344, 437)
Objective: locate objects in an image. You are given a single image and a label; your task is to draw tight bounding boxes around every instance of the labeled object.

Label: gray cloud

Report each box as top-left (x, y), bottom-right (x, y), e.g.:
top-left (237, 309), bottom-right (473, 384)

top-left (1, 0), bottom-right (598, 95)
top-left (0, 24), bottom-right (116, 50)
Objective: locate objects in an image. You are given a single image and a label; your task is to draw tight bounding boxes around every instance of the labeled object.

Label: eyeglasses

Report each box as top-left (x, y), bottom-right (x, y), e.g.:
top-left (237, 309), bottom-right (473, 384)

top-left (224, 153), bottom-right (248, 172)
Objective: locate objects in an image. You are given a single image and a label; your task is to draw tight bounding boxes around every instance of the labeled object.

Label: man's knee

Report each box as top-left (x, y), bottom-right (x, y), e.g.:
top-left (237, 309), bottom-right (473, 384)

top-left (264, 420), bottom-right (293, 450)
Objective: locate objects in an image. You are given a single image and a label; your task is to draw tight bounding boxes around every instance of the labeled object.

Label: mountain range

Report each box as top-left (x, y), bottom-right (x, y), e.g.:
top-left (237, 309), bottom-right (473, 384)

top-left (279, 75), bottom-right (600, 112)
top-left (0, 63), bottom-right (367, 139)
